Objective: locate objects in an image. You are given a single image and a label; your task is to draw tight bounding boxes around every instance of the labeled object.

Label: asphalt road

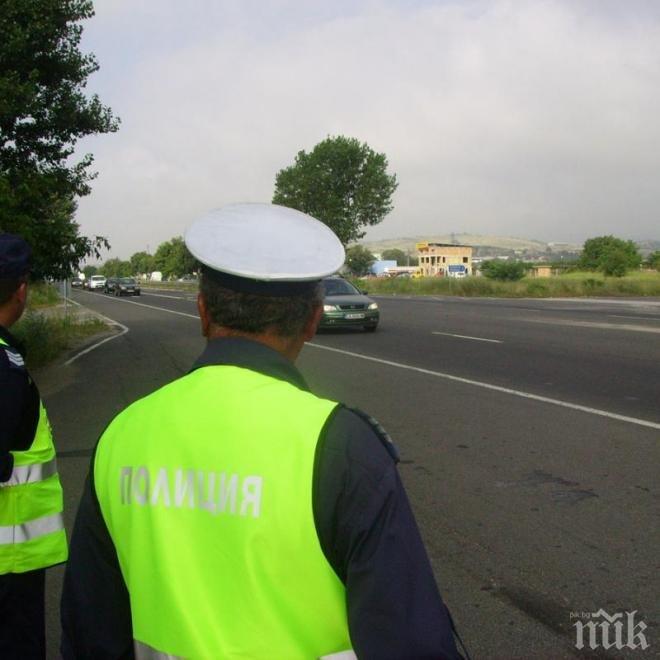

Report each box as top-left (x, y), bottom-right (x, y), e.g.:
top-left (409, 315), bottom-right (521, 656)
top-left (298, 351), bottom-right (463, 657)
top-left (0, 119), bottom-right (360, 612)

top-left (39, 288), bottom-right (660, 659)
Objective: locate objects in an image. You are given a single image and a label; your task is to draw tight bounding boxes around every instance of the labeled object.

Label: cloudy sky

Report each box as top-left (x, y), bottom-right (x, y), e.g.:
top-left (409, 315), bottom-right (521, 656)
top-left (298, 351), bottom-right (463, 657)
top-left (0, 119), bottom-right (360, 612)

top-left (75, 0), bottom-right (660, 258)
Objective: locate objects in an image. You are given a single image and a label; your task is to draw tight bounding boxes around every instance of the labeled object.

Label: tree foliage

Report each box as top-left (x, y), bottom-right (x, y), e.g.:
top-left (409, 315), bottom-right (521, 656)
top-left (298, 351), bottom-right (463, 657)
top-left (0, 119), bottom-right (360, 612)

top-left (153, 237), bottom-right (197, 279)
top-left (645, 250), bottom-right (660, 271)
top-left (345, 245), bottom-right (376, 277)
top-left (480, 260), bottom-right (527, 281)
top-left (0, 0), bottom-right (119, 278)
top-left (129, 251), bottom-right (155, 276)
top-left (272, 136), bottom-right (398, 245)
top-left (100, 258), bottom-right (131, 278)
top-left (381, 248), bottom-right (407, 265)
top-left (578, 236), bottom-right (641, 276)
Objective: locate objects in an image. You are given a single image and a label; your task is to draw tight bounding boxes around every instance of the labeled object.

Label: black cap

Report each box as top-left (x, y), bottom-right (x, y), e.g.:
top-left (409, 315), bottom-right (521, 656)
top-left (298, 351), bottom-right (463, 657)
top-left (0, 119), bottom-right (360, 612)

top-left (0, 234), bottom-right (31, 278)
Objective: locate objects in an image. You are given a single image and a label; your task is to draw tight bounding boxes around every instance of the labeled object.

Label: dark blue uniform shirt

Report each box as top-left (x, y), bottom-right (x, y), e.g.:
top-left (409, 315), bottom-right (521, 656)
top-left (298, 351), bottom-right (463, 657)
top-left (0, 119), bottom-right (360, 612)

top-left (0, 325), bottom-right (39, 482)
top-left (61, 337), bottom-right (462, 659)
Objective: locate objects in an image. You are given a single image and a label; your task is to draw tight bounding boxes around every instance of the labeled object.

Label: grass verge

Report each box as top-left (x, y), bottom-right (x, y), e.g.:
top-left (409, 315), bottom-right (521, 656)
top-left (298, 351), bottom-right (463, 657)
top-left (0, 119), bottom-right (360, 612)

top-left (12, 282), bottom-right (109, 368)
top-left (359, 271), bottom-right (660, 298)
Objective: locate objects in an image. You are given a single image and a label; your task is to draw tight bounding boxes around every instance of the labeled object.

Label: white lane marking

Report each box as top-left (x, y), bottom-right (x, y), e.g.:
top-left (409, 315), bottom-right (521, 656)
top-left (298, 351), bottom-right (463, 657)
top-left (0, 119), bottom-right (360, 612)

top-left (608, 314), bottom-right (660, 322)
top-left (64, 309), bottom-right (129, 366)
top-left (432, 331), bottom-right (503, 344)
top-left (521, 318), bottom-right (660, 334)
top-left (142, 292), bottom-right (195, 300)
top-left (75, 289), bottom-right (198, 319)
top-left (306, 343), bottom-right (660, 430)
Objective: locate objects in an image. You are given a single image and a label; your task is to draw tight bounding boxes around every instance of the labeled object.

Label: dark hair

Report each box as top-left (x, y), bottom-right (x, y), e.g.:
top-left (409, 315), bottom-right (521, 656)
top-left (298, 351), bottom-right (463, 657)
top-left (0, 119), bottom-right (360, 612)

top-left (200, 272), bottom-right (322, 337)
top-left (0, 277), bottom-right (26, 306)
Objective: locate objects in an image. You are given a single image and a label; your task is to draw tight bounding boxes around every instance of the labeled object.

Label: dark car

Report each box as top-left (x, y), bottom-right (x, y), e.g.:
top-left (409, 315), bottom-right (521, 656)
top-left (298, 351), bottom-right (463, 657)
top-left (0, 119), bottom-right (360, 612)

top-left (114, 277), bottom-right (141, 296)
top-left (70, 278), bottom-right (83, 288)
top-left (319, 276), bottom-right (379, 332)
top-left (104, 277), bottom-right (119, 294)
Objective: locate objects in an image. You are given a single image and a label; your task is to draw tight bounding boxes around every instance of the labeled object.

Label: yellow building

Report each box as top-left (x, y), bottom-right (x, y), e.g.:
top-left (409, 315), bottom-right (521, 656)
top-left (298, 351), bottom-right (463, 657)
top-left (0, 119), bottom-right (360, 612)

top-left (416, 242), bottom-right (473, 277)
top-left (529, 265), bottom-right (553, 278)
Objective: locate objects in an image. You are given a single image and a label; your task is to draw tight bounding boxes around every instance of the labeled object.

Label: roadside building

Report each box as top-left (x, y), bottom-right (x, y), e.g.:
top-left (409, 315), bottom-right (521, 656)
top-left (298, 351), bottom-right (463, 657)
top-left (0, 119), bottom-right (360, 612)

top-left (529, 265), bottom-right (553, 278)
top-left (416, 242), bottom-right (473, 277)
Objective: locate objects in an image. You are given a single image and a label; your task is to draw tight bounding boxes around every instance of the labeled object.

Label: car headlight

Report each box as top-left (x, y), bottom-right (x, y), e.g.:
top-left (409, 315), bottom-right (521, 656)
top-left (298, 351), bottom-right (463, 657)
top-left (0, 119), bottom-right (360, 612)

top-left (368, 302), bottom-right (378, 310)
top-left (323, 304), bottom-right (339, 312)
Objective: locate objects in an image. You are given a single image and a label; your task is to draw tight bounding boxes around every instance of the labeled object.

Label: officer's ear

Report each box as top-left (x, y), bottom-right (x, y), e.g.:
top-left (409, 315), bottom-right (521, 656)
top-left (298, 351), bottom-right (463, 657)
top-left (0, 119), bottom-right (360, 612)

top-left (302, 304), bottom-right (323, 342)
top-left (15, 281), bottom-right (28, 307)
top-left (197, 292), bottom-right (211, 338)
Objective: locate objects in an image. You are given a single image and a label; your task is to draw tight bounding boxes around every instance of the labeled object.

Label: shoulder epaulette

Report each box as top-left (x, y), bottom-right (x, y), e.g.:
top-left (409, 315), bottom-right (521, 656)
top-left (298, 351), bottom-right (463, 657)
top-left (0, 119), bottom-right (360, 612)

top-left (346, 406), bottom-right (400, 463)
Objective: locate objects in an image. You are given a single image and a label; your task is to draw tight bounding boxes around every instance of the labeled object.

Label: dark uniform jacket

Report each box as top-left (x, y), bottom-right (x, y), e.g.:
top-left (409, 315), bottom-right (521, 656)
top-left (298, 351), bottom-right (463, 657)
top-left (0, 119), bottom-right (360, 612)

top-left (0, 325), bottom-right (39, 483)
top-left (61, 337), bottom-right (462, 659)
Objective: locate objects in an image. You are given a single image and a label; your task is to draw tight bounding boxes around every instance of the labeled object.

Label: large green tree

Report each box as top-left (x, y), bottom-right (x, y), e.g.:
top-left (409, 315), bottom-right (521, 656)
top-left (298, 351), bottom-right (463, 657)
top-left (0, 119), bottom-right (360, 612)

top-left (578, 236), bottom-right (641, 275)
top-left (100, 258), bottom-right (131, 278)
top-left (0, 0), bottom-right (118, 277)
top-left (153, 237), bottom-right (197, 279)
top-left (272, 136), bottom-right (398, 245)
top-left (129, 251), bottom-right (155, 276)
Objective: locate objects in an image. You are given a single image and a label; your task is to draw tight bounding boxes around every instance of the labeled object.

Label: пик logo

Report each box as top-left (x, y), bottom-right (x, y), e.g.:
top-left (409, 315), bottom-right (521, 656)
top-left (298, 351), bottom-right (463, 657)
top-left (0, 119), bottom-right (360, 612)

top-left (573, 609), bottom-right (649, 651)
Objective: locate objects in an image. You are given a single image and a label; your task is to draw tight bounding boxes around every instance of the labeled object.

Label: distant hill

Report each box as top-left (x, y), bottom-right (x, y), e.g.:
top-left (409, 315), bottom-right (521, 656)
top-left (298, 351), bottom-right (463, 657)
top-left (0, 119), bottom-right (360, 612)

top-left (361, 233), bottom-right (581, 256)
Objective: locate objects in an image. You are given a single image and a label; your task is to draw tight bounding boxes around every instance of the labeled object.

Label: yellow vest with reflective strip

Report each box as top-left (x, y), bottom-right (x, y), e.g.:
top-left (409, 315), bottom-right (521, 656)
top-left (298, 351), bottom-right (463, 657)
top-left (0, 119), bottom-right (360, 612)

top-left (95, 364), bottom-right (352, 660)
top-left (0, 337), bottom-right (68, 573)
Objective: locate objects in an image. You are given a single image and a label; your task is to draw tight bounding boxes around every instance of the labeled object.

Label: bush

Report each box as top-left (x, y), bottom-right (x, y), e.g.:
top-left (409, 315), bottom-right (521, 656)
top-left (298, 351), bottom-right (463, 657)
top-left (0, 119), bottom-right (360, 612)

top-left (480, 260), bottom-right (527, 281)
top-left (13, 312), bottom-right (106, 368)
top-left (600, 249), bottom-right (629, 277)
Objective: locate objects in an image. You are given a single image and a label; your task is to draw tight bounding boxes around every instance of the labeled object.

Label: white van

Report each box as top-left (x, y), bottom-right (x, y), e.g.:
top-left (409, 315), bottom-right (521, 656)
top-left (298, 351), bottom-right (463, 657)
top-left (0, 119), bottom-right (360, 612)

top-left (88, 275), bottom-right (107, 290)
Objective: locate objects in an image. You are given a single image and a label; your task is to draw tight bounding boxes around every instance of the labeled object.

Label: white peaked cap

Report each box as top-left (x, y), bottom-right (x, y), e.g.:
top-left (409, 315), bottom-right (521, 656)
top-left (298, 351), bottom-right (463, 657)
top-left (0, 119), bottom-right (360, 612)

top-left (185, 203), bottom-right (345, 283)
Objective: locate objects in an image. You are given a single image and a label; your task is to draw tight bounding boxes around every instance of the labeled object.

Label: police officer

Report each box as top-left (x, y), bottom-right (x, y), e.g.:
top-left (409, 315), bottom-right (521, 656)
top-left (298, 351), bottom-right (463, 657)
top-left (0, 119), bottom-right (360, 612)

top-left (0, 234), bottom-right (68, 659)
top-left (61, 204), bottom-right (464, 659)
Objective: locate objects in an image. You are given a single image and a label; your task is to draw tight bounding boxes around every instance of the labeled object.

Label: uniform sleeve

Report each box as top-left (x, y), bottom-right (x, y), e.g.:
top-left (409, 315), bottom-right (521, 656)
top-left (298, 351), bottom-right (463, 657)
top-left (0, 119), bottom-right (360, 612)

top-left (60, 466), bottom-right (134, 659)
top-left (0, 351), bottom-right (39, 482)
top-left (313, 407), bottom-right (463, 660)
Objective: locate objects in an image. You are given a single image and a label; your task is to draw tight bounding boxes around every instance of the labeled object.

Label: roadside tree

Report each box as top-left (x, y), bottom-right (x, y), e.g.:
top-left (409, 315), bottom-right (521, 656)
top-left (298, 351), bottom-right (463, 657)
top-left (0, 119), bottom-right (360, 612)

top-left (100, 258), bottom-right (131, 278)
top-left (0, 0), bottom-right (118, 278)
top-left (130, 251), bottom-right (155, 276)
top-left (154, 237), bottom-right (197, 279)
top-left (345, 245), bottom-right (376, 277)
top-left (578, 236), bottom-right (641, 275)
top-left (381, 248), bottom-right (407, 265)
top-left (272, 136), bottom-right (398, 245)
top-left (82, 265), bottom-right (98, 279)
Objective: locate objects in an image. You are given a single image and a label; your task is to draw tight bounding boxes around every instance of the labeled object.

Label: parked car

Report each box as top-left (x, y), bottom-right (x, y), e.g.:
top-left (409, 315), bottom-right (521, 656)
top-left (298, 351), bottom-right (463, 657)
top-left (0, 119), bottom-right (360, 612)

top-left (104, 277), bottom-right (119, 294)
top-left (114, 277), bottom-right (141, 296)
top-left (319, 276), bottom-right (379, 332)
top-left (88, 275), bottom-right (107, 291)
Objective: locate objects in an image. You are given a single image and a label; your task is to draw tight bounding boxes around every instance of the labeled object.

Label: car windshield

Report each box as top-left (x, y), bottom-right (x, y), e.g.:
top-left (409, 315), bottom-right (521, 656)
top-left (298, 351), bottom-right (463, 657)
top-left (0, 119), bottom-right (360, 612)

top-left (323, 279), bottom-right (360, 296)
top-left (91, 276), bottom-right (104, 281)
top-left (120, 278), bottom-right (136, 284)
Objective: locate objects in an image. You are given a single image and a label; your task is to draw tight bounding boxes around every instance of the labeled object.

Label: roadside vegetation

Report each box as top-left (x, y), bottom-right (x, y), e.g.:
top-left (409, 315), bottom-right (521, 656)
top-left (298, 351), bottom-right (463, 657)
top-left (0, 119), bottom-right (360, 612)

top-left (13, 282), bottom-right (107, 368)
top-left (358, 271), bottom-right (660, 298)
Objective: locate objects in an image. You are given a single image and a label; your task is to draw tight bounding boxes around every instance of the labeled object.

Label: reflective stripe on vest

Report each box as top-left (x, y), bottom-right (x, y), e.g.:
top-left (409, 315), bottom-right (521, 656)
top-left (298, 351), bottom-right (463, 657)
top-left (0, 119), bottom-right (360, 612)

top-left (134, 639), bottom-right (182, 660)
top-left (0, 512), bottom-right (64, 545)
top-left (96, 364), bottom-right (352, 659)
top-left (0, 456), bottom-right (58, 488)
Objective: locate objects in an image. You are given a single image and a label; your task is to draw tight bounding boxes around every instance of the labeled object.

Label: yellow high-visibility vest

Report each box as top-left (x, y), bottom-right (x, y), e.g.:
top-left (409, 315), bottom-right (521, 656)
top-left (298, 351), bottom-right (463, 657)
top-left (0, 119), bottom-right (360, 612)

top-left (95, 363), bottom-right (353, 659)
top-left (0, 337), bottom-right (67, 573)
